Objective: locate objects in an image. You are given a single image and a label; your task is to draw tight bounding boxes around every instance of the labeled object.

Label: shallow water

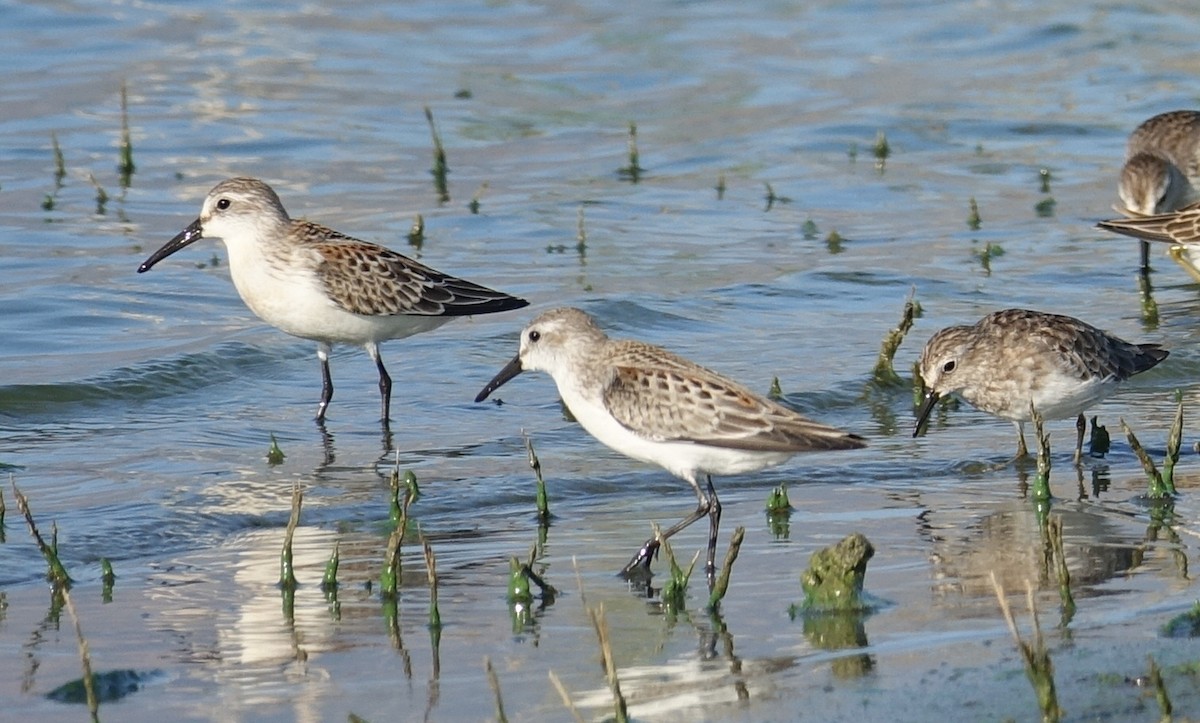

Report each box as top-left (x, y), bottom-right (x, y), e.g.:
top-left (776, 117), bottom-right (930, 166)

top-left (3, 0), bottom-right (1200, 720)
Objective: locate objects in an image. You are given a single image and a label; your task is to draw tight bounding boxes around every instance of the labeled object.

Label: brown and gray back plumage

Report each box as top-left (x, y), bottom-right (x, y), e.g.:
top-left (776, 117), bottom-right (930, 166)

top-left (1119, 110), bottom-right (1200, 216)
top-left (312, 228), bottom-right (529, 318)
top-left (922, 308), bottom-right (1166, 385)
top-left (1097, 200), bottom-right (1200, 247)
top-left (1126, 111), bottom-right (1200, 179)
top-left (601, 340), bottom-right (866, 453)
top-left (918, 308), bottom-right (1167, 423)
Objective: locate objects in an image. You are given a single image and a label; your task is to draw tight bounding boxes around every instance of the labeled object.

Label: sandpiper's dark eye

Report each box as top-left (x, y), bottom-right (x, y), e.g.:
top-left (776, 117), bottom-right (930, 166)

top-left (528, 330), bottom-right (541, 343)
top-left (216, 198), bottom-right (231, 210)
top-left (942, 360), bottom-right (956, 373)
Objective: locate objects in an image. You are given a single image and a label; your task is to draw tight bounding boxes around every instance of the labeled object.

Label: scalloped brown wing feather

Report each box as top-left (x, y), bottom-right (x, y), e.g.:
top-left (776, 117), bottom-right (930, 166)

top-left (304, 222), bottom-right (525, 317)
top-left (600, 342), bottom-right (864, 452)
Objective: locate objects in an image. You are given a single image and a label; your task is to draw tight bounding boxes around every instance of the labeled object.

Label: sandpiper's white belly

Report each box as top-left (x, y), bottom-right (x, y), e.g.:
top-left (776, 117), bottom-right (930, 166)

top-left (557, 381), bottom-right (794, 482)
top-left (978, 371), bottom-right (1114, 423)
top-left (222, 239), bottom-right (450, 344)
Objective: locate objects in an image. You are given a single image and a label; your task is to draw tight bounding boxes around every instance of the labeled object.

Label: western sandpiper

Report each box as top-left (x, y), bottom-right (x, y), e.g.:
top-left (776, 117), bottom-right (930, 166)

top-left (914, 308), bottom-right (1168, 461)
top-left (474, 307), bottom-right (866, 587)
top-left (1098, 202), bottom-right (1200, 283)
top-left (138, 177), bottom-right (528, 422)
top-left (1114, 110), bottom-right (1200, 271)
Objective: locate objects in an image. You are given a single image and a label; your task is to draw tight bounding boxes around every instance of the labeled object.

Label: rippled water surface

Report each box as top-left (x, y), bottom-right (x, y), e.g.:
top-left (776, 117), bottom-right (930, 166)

top-left (4, 0), bottom-right (1200, 720)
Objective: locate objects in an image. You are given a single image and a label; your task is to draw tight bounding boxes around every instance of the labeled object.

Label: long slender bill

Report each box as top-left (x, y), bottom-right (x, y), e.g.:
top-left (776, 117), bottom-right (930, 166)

top-left (138, 218), bottom-right (204, 273)
top-left (475, 355), bottom-right (524, 403)
top-left (912, 389), bottom-right (940, 438)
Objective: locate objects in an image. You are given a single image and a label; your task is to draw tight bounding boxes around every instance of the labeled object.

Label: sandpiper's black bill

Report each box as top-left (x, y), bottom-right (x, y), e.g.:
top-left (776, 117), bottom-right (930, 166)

top-left (912, 389), bottom-right (940, 438)
top-left (137, 218), bottom-right (204, 273)
top-left (475, 355), bottom-right (524, 402)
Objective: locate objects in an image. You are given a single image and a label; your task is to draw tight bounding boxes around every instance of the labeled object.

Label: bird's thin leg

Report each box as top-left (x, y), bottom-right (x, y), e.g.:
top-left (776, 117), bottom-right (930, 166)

top-left (1139, 240), bottom-right (1150, 273)
top-left (1014, 421), bottom-right (1028, 459)
top-left (620, 474), bottom-right (710, 582)
top-left (367, 343), bottom-right (392, 422)
top-left (1074, 413), bottom-right (1086, 465)
top-left (704, 475), bottom-right (721, 590)
top-left (316, 343), bottom-right (333, 422)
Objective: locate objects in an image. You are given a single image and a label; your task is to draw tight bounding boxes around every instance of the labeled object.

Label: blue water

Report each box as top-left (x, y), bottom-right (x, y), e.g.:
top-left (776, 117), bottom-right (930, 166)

top-left (3, 0), bottom-right (1200, 719)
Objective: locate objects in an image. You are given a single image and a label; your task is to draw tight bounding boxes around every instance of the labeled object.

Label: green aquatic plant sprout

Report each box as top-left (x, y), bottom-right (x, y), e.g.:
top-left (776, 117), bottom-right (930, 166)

top-left (763, 181), bottom-right (791, 211)
top-left (51, 131), bottom-right (65, 186)
top-left (1039, 167), bottom-right (1052, 193)
top-left (1030, 403), bottom-right (1051, 503)
top-left (974, 241), bottom-right (1004, 276)
top-left (89, 174), bottom-right (108, 215)
top-left (767, 376), bottom-right (783, 400)
top-left (507, 556), bottom-right (533, 605)
top-left (423, 537), bottom-right (441, 630)
top-left (279, 484), bottom-right (302, 591)
top-left (100, 558), bottom-right (115, 600)
top-left (118, 81), bottom-right (135, 187)
top-left (469, 181), bottom-right (488, 214)
top-left (13, 483), bottom-right (72, 587)
top-left (617, 122), bottom-right (642, 182)
top-left (706, 526), bottom-right (744, 611)
top-left (871, 294), bottom-right (918, 386)
top-left (523, 431), bottom-right (550, 521)
top-left (321, 541), bottom-right (339, 592)
top-left (389, 464), bottom-right (420, 525)
top-left (967, 197), bottom-right (981, 230)
top-left (424, 106), bottom-right (449, 203)
top-left (1160, 600), bottom-right (1200, 638)
top-left (380, 523), bottom-right (405, 600)
top-left (407, 214), bottom-right (425, 249)
top-left (765, 484), bottom-right (791, 513)
top-left (266, 434), bottom-right (285, 465)
top-left (403, 469), bottom-right (421, 503)
top-left (1120, 418), bottom-right (1175, 498)
top-left (715, 174), bottom-right (726, 200)
top-left (825, 230), bottom-right (844, 254)
top-left (1160, 396), bottom-right (1184, 493)
top-left (381, 470), bottom-right (415, 599)
top-left (873, 130), bottom-right (889, 172)
top-left (801, 217), bottom-right (819, 240)
top-left (575, 206), bottom-right (587, 258)
top-left (658, 536), bottom-right (697, 616)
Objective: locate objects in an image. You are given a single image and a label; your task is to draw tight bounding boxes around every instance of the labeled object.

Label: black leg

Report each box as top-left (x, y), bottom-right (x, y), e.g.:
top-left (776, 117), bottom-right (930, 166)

top-left (620, 476), bottom-right (712, 581)
top-left (375, 352), bottom-right (392, 422)
top-left (704, 475), bottom-right (721, 590)
top-left (1140, 240), bottom-right (1150, 273)
top-left (317, 351), bottom-right (334, 422)
top-left (1074, 413), bottom-right (1086, 464)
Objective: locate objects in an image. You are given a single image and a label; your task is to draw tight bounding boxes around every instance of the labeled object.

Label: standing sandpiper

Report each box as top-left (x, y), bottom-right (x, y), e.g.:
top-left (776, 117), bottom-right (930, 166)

top-left (475, 307), bottom-right (866, 587)
top-left (914, 308), bottom-right (1168, 461)
top-left (139, 177), bottom-right (528, 422)
top-left (1114, 110), bottom-right (1200, 274)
